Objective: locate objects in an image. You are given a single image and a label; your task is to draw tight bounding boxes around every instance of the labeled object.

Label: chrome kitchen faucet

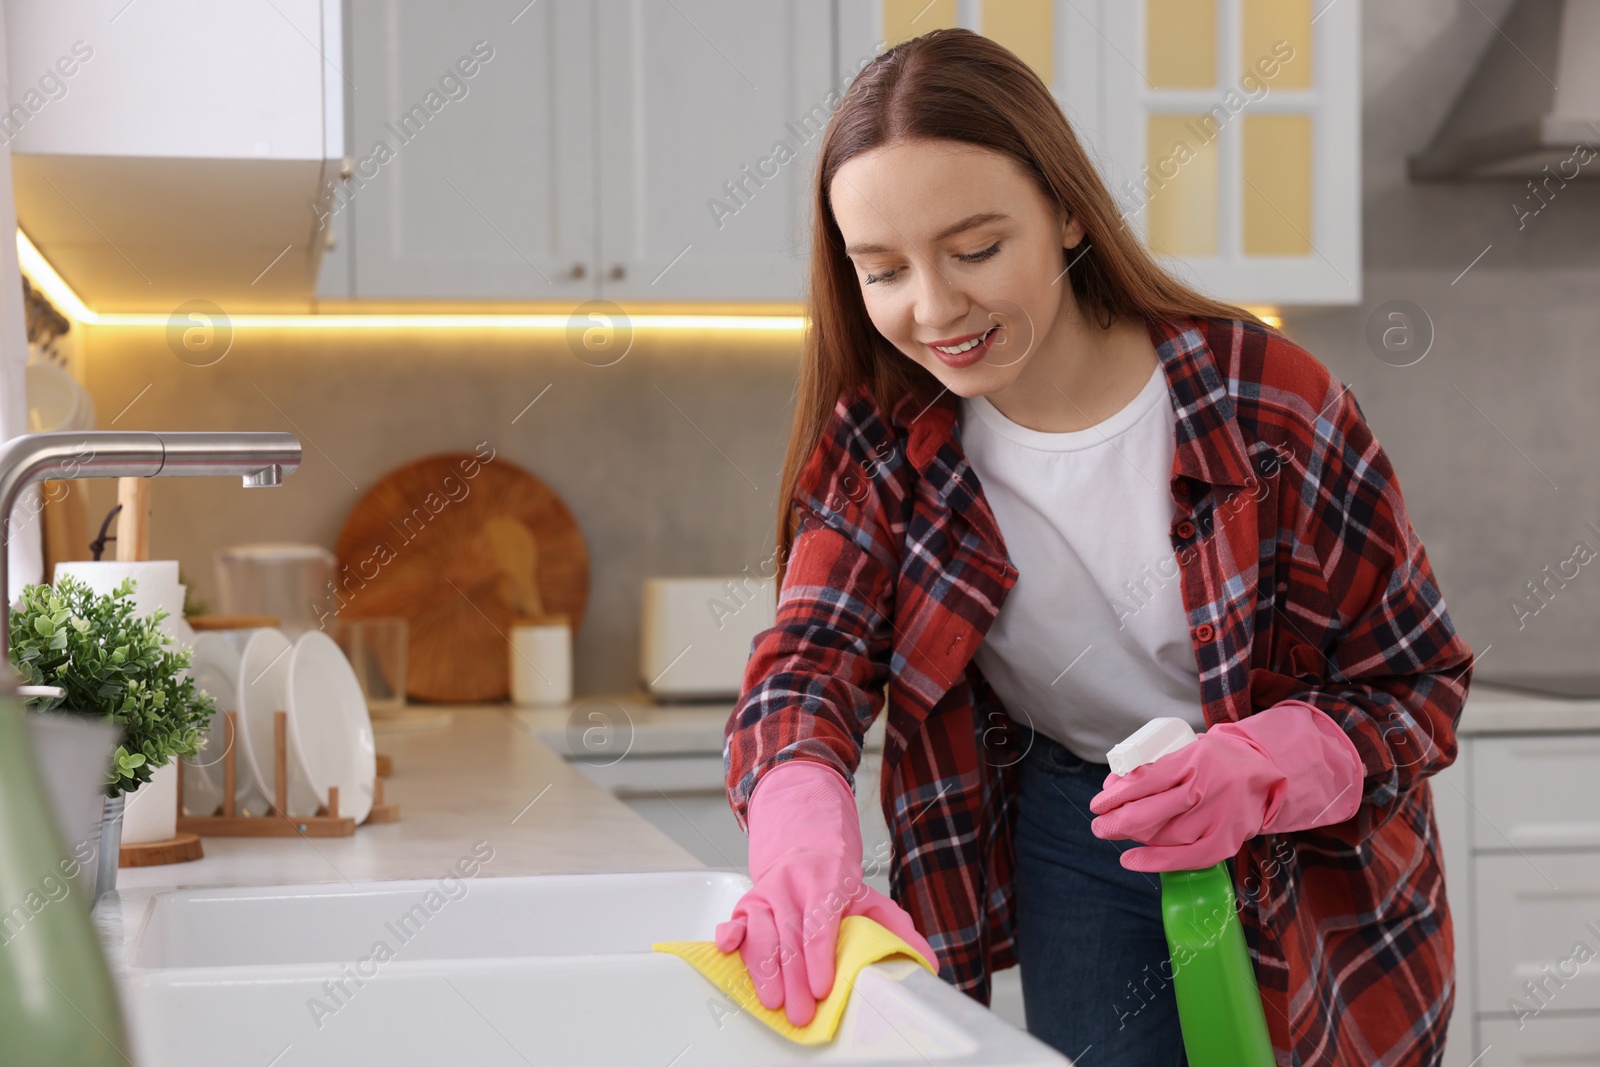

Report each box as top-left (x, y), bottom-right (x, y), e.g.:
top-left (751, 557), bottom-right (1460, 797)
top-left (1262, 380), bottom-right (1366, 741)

top-left (0, 430), bottom-right (301, 661)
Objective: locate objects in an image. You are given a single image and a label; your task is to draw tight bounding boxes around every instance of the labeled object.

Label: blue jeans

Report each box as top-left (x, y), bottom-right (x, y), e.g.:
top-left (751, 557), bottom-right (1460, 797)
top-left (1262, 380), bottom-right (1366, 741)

top-left (1011, 724), bottom-right (1194, 1066)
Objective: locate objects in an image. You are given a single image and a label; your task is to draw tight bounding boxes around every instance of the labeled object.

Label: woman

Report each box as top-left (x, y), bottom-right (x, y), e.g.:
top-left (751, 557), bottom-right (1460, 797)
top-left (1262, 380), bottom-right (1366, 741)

top-left (718, 28), bottom-right (1471, 1067)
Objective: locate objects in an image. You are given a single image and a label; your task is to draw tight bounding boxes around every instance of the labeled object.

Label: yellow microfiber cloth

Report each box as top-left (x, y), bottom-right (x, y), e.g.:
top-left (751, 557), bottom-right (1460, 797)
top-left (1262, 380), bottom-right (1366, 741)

top-left (652, 914), bottom-right (938, 1045)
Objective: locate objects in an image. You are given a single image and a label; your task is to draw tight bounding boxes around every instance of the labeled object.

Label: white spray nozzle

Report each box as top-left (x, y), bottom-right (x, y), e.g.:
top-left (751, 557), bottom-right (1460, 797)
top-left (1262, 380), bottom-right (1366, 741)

top-left (1106, 717), bottom-right (1197, 776)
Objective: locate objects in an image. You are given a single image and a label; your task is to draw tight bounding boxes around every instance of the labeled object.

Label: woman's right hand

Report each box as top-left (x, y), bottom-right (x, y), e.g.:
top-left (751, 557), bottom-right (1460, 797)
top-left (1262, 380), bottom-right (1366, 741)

top-left (715, 759), bottom-right (938, 1026)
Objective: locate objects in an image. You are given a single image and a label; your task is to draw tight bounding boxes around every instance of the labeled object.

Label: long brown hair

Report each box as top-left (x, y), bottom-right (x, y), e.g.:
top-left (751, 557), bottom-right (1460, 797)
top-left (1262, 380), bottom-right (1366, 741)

top-left (774, 27), bottom-right (1268, 591)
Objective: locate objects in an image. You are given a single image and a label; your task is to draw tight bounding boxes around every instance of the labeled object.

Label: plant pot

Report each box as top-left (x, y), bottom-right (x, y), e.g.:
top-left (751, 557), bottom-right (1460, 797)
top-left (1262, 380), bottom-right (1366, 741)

top-left (96, 794), bottom-right (124, 899)
top-left (21, 708), bottom-right (120, 905)
top-left (121, 761), bottom-right (178, 844)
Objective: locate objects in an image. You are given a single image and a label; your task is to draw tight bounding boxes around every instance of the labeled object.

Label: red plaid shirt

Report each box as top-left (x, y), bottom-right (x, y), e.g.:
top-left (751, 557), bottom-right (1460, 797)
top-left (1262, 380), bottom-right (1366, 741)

top-left (725, 313), bottom-right (1473, 1067)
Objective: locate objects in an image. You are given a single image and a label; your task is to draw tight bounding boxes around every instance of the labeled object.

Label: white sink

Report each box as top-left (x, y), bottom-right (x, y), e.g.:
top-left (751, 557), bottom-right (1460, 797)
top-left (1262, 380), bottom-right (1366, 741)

top-left (107, 870), bottom-right (1069, 1066)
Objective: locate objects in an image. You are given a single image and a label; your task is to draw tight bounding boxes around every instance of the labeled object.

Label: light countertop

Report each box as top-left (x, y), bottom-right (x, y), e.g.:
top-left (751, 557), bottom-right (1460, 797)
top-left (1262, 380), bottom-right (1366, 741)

top-left (1457, 682), bottom-right (1600, 733)
top-left (101, 680), bottom-right (1599, 901)
top-left (513, 693), bottom-right (743, 758)
top-left (110, 703), bottom-right (706, 898)
top-left (506, 683), bottom-right (1600, 751)
top-left (512, 691), bottom-right (887, 758)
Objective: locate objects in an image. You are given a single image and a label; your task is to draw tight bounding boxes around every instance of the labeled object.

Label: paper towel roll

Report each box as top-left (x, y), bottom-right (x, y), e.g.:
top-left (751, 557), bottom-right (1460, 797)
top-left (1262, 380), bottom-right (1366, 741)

top-left (50, 560), bottom-right (187, 844)
top-left (52, 561), bottom-right (186, 640)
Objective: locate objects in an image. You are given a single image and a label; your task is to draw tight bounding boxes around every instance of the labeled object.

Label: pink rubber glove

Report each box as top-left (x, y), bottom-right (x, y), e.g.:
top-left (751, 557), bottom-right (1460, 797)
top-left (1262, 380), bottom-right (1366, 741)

top-left (715, 759), bottom-right (938, 1026)
top-left (1088, 701), bottom-right (1365, 872)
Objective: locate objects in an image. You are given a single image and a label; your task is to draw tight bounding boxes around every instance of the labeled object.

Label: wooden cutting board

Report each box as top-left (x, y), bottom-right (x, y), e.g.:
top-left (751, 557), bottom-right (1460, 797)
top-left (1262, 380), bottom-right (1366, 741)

top-left (333, 453), bottom-right (589, 703)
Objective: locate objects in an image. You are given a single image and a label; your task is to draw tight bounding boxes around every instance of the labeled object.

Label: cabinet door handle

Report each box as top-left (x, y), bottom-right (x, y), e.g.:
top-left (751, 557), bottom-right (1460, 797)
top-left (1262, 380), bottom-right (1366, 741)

top-left (568, 262), bottom-right (588, 279)
top-left (608, 264), bottom-right (626, 281)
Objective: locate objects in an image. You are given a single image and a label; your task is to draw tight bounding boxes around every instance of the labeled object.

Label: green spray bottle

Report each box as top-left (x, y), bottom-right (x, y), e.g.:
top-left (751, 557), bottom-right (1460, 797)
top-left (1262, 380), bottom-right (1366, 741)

top-left (0, 663), bottom-right (131, 1065)
top-left (1107, 717), bottom-right (1274, 1067)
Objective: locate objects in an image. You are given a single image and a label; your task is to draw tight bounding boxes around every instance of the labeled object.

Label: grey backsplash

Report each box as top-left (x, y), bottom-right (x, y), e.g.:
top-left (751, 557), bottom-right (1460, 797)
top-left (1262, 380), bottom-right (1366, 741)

top-left (72, 329), bottom-right (799, 700)
top-left (70, 0), bottom-right (1600, 699)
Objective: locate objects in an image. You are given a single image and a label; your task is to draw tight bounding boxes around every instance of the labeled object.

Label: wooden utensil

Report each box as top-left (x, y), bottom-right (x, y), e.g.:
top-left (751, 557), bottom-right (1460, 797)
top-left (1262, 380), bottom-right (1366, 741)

top-left (115, 477), bottom-right (151, 561)
top-left (333, 453), bottom-right (588, 703)
top-left (39, 479), bottom-right (91, 579)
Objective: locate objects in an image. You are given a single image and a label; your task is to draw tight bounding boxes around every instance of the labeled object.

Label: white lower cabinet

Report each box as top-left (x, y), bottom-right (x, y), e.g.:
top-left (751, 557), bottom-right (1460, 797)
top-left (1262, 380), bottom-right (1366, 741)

top-left (1479, 1014), bottom-right (1600, 1064)
top-left (1471, 735), bottom-right (1600, 850)
top-left (1433, 755), bottom-right (1474, 1067)
top-left (1474, 852), bottom-right (1600, 1016)
top-left (1441, 732), bottom-right (1600, 1066)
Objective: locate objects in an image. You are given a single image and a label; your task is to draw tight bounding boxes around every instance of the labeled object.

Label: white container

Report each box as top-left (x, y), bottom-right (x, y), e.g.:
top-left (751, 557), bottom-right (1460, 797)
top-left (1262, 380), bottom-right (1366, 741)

top-left (213, 542), bottom-right (338, 640)
top-left (120, 762), bottom-right (179, 845)
top-left (510, 619), bottom-right (572, 706)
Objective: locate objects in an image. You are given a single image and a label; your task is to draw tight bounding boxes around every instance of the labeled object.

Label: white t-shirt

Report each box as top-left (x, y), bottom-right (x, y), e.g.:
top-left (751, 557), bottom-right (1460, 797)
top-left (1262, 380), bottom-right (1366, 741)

top-left (956, 363), bottom-right (1207, 764)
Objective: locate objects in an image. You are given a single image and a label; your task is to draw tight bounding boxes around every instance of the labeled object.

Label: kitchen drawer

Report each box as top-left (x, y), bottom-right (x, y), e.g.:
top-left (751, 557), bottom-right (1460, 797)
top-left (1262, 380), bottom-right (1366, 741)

top-left (1479, 1012), bottom-right (1600, 1064)
top-left (1474, 852), bottom-right (1600, 1015)
top-left (1471, 735), bottom-right (1600, 850)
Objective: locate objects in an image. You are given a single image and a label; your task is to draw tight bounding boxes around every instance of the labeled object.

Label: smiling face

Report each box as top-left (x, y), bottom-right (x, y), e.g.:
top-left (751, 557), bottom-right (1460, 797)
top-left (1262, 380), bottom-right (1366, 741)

top-left (829, 137), bottom-right (1088, 399)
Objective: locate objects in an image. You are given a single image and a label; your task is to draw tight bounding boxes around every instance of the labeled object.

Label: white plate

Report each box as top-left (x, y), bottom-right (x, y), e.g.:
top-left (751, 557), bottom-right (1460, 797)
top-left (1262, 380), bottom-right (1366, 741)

top-left (236, 628), bottom-right (320, 818)
top-left (183, 633), bottom-right (268, 817)
top-left (286, 630), bottom-right (376, 824)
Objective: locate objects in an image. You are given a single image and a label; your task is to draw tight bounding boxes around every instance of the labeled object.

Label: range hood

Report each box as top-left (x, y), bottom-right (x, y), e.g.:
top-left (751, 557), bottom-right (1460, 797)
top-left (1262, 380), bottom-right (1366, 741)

top-left (4, 1), bottom-right (346, 314)
top-left (1409, 0), bottom-right (1600, 180)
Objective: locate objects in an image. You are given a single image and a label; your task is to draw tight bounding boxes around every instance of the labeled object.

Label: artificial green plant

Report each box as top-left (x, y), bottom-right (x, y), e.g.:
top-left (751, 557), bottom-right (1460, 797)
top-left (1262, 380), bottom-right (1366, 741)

top-left (9, 574), bottom-right (215, 796)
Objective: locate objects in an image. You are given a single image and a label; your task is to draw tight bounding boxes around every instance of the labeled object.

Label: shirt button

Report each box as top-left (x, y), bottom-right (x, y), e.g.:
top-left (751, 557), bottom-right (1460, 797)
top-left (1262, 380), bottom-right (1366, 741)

top-left (1175, 519), bottom-right (1196, 539)
top-left (1194, 623), bottom-right (1215, 642)
top-left (1174, 479), bottom-right (1190, 498)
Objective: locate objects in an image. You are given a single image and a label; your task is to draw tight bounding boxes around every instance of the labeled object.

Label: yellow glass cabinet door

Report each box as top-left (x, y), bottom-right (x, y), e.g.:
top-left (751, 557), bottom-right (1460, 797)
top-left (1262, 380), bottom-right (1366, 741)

top-left (835, 0), bottom-right (1360, 306)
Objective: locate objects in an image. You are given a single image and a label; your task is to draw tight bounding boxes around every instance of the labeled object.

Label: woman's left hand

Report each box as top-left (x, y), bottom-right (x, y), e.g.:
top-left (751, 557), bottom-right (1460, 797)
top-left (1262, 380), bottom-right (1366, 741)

top-left (1088, 701), bottom-right (1366, 872)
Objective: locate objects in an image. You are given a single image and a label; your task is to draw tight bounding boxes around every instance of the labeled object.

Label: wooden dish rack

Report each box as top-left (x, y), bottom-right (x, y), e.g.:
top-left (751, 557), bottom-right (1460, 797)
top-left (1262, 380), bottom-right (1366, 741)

top-left (175, 709), bottom-right (398, 836)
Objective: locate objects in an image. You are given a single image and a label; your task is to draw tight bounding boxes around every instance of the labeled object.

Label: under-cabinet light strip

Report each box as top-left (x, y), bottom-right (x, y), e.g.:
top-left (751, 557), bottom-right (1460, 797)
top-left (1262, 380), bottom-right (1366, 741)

top-left (15, 231), bottom-right (805, 332)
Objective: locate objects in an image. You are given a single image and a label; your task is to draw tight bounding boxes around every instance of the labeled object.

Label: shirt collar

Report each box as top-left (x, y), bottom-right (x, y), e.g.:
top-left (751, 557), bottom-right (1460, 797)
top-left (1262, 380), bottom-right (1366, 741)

top-left (892, 312), bottom-right (1257, 492)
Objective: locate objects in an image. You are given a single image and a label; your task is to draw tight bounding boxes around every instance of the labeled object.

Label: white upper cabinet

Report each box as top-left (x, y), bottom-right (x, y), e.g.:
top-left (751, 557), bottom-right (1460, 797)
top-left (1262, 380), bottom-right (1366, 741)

top-left (836, 0), bottom-right (1361, 307)
top-left (340, 0), bottom-right (595, 301)
top-left (7, 0), bottom-right (344, 312)
top-left (593, 0), bottom-right (832, 303)
top-left (338, 0), bottom-right (831, 302)
top-left (5, 0), bottom-right (339, 161)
